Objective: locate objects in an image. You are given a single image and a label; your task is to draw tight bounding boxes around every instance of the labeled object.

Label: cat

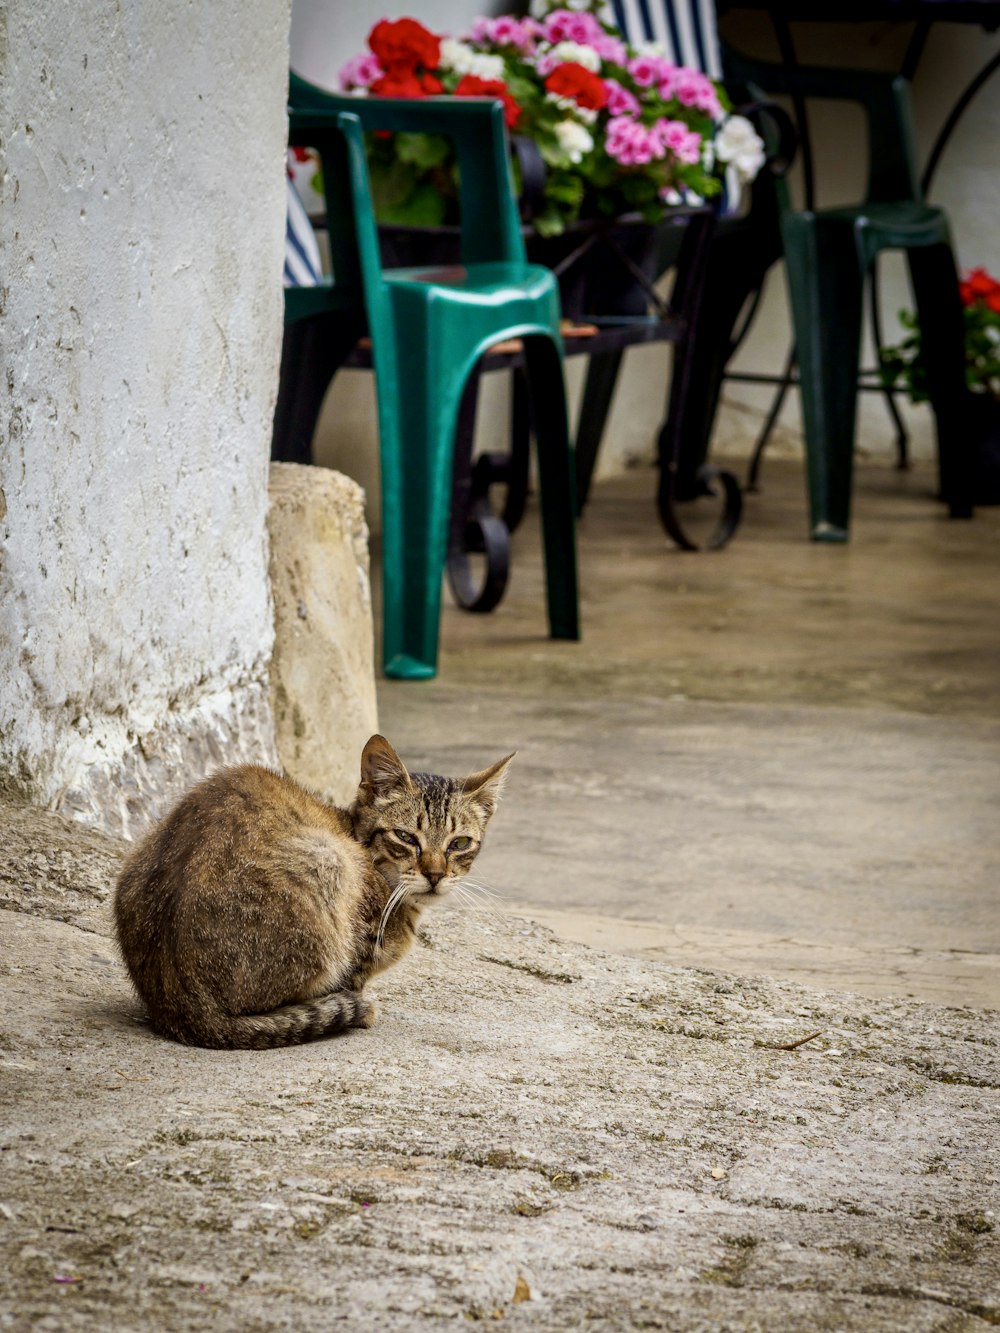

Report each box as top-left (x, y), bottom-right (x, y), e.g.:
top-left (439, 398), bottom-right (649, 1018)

top-left (113, 734), bottom-right (513, 1050)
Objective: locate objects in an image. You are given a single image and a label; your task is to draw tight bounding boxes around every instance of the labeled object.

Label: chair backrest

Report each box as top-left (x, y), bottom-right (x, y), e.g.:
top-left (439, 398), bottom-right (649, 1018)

top-left (288, 73), bottom-right (526, 266)
top-left (609, 0), bottom-right (722, 78)
top-left (721, 50), bottom-right (922, 209)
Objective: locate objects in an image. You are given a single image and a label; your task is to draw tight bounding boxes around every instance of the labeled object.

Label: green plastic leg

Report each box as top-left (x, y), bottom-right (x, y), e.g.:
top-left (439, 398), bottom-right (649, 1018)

top-left (523, 335), bottom-right (580, 642)
top-left (782, 215), bottom-right (864, 541)
top-left (380, 369), bottom-right (464, 681)
top-left (907, 243), bottom-right (974, 519)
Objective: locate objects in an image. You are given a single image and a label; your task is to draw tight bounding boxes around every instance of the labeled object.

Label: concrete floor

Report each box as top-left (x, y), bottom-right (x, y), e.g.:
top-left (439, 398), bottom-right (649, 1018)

top-left (379, 455), bottom-right (1000, 1008)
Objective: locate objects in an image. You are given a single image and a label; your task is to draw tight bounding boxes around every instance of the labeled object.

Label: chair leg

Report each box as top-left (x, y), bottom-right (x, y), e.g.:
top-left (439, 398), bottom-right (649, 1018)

top-left (575, 350), bottom-right (624, 514)
top-left (380, 371), bottom-right (466, 681)
top-left (907, 243), bottom-right (974, 519)
top-left (503, 368), bottom-right (532, 534)
top-left (782, 215), bottom-right (864, 541)
top-left (522, 336), bottom-right (580, 642)
top-left (271, 314), bottom-right (364, 463)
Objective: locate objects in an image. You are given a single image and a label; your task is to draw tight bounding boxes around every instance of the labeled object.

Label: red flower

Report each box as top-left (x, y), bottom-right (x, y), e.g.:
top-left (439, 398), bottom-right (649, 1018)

top-left (371, 69), bottom-right (426, 98)
top-left (544, 62), bottom-right (609, 112)
top-left (368, 18), bottom-right (440, 74)
top-left (454, 74), bottom-right (522, 128)
top-left (421, 73), bottom-right (443, 94)
top-left (960, 268), bottom-right (1000, 308)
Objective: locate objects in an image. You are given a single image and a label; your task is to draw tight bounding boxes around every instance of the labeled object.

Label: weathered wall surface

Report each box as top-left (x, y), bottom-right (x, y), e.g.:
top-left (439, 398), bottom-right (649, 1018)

top-left (0, 1), bottom-right (293, 835)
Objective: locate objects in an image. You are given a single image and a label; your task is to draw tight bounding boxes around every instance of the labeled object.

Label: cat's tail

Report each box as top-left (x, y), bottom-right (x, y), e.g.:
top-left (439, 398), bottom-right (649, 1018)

top-left (173, 990), bottom-right (376, 1050)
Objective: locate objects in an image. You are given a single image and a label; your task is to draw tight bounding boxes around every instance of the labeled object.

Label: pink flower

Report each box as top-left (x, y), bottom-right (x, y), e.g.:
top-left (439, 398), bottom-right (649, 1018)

top-left (628, 54), bottom-right (661, 88)
top-left (468, 16), bottom-right (539, 55)
top-left (604, 79), bottom-right (641, 117)
top-left (672, 70), bottom-right (722, 117)
top-left (657, 66), bottom-right (679, 99)
top-left (593, 34), bottom-right (628, 66)
top-left (652, 118), bottom-right (703, 164)
top-left (544, 10), bottom-right (605, 47)
top-left (606, 116), bottom-right (660, 166)
top-left (338, 52), bottom-right (384, 90)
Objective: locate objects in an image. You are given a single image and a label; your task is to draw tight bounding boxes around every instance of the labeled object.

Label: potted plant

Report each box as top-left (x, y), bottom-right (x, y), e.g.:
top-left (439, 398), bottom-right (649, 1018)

top-left (880, 267), bottom-right (1000, 502)
top-left (325, 2), bottom-right (765, 315)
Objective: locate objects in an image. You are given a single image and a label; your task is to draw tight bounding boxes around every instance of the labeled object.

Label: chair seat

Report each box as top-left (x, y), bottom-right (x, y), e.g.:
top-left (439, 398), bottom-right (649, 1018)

top-left (385, 261), bottom-right (558, 302)
top-left (812, 200), bottom-right (950, 250)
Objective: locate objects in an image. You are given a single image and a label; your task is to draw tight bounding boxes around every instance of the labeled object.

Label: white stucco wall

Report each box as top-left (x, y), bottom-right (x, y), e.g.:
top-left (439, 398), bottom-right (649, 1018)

top-left (0, 1), bottom-right (293, 835)
top-left (288, 5), bottom-right (1000, 521)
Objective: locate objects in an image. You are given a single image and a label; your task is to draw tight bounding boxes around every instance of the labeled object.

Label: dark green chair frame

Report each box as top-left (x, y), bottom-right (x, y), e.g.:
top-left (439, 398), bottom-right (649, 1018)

top-left (724, 49), bottom-right (974, 539)
top-left (275, 75), bottom-right (579, 679)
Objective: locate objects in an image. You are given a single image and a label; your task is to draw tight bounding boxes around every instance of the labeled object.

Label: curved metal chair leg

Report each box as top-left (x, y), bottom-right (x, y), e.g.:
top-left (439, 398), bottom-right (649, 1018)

top-left (868, 257), bottom-right (910, 469)
top-left (746, 343), bottom-right (797, 492)
top-left (446, 366), bottom-right (512, 614)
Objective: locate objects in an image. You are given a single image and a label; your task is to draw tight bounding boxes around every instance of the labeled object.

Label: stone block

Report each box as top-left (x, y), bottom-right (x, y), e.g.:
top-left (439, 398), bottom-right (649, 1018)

top-left (267, 463), bottom-right (378, 805)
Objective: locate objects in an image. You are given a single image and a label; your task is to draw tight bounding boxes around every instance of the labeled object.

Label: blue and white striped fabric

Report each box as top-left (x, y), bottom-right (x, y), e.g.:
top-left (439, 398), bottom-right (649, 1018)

top-left (610, 0), bottom-right (746, 214)
top-left (609, 0), bottom-right (722, 79)
top-left (284, 176), bottom-right (323, 288)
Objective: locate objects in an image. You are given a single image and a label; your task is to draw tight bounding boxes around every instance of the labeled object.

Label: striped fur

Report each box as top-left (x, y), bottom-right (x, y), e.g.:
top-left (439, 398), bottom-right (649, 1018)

top-left (113, 736), bottom-right (513, 1050)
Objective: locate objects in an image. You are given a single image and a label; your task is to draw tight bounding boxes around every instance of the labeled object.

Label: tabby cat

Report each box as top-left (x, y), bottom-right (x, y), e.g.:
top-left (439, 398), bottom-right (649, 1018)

top-left (113, 735), bottom-right (513, 1049)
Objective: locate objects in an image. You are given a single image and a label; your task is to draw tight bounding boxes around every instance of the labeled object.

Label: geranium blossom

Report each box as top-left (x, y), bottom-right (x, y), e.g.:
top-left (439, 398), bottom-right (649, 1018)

top-left (652, 118), bottom-right (702, 165)
top-left (605, 116), bottom-right (660, 165)
top-left (454, 74), bottom-right (522, 128)
top-left (545, 62), bottom-right (609, 111)
top-left (543, 8), bottom-right (605, 46)
top-left (714, 114), bottom-right (766, 182)
top-left (603, 78), bottom-right (641, 117)
top-left (344, 3), bottom-right (763, 236)
top-left (339, 53), bottom-right (385, 91)
top-left (536, 40), bottom-right (603, 75)
top-left (368, 18), bottom-right (440, 73)
top-left (468, 16), bottom-right (541, 54)
top-left (554, 118), bottom-right (595, 162)
top-left (439, 37), bottom-right (505, 81)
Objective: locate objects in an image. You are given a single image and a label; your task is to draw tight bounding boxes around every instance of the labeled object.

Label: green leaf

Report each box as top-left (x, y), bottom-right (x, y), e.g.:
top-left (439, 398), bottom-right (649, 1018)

top-left (394, 132), bottom-right (451, 170)
top-left (376, 180), bottom-right (447, 227)
top-left (532, 204), bottom-right (568, 237)
top-left (544, 174), bottom-right (584, 209)
top-left (369, 158), bottom-right (420, 213)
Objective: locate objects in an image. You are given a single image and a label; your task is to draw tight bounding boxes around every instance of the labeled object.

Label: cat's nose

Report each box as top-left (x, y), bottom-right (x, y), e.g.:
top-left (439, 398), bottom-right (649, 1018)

top-left (424, 871), bottom-right (444, 889)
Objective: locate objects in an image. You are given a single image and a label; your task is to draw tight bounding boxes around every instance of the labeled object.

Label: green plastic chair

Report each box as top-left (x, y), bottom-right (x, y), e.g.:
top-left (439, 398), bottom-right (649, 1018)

top-left (724, 51), bottom-right (973, 541)
top-left (284, 75), bottom-right (579, 679)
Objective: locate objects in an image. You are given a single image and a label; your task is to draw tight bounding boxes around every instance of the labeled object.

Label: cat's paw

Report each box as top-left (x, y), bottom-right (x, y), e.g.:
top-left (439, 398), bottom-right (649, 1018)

top-left (353, 996), bottom-right (379, 1029)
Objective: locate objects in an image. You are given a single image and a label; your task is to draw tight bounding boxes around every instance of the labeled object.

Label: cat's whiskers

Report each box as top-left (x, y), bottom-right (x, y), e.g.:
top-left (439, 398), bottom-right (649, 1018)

top-left (459, 878), bottom-right (507, 912)
top-left (453, 880), bottom-right (507, 928)
top-left (462, 884), bottom-right (504, 905)
top-left (376, 880), bottom-right (411, 949)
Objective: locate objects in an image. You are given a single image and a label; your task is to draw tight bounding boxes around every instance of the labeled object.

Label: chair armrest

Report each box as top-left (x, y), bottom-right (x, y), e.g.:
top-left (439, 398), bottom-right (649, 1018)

top-left (288, 73), bottom-right (525, 264)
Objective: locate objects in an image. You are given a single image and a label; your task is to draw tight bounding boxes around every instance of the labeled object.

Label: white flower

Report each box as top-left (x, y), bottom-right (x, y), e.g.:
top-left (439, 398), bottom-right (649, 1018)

top-left (547, 40), bottom-right (602, 72)
top-left (545, 92), bottom-right (599, 124)
top-left (635, 39), bottom-right (668, 58)
top-left (554, 119), bottom-right (594, 163)
top-left (714, 114), bottom-right (766, 184)
top-left (439, 37), bottom-right (505, 82)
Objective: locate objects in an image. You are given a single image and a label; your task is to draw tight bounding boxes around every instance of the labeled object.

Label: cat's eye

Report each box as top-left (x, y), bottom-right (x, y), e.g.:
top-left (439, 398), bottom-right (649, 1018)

top-left (448, 836), bottom-right (473, 853)
top-left (392, 828), bottom-right (420, 848)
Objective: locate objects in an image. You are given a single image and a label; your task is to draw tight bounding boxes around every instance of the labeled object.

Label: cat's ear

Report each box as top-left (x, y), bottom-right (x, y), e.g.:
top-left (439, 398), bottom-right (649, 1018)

top-left (359, 735), bottom-right (414, 804)
top-left (462, 753), bottom-right (516, 819)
